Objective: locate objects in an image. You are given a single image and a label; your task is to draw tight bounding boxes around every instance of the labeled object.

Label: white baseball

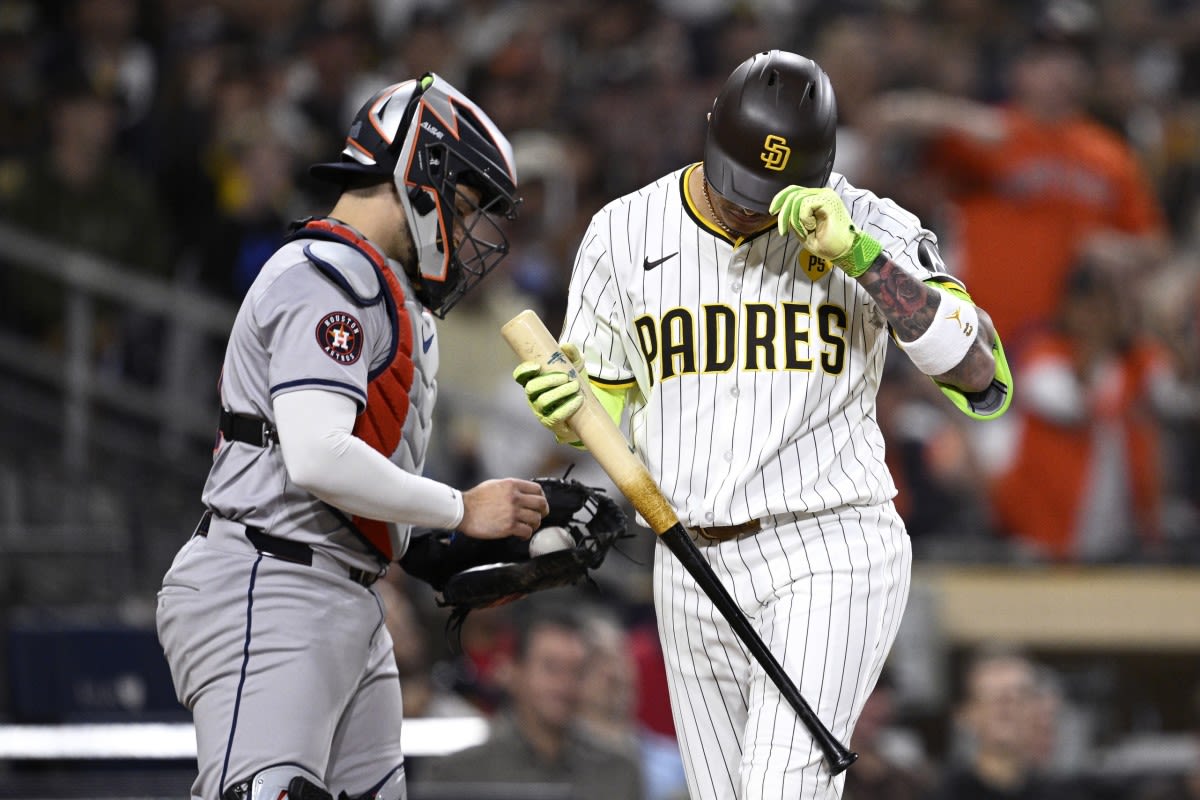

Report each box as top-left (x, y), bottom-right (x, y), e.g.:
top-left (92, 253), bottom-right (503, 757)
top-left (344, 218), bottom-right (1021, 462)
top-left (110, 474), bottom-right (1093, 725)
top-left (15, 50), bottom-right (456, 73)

top-left (529, 525), bottom-right (574, 557)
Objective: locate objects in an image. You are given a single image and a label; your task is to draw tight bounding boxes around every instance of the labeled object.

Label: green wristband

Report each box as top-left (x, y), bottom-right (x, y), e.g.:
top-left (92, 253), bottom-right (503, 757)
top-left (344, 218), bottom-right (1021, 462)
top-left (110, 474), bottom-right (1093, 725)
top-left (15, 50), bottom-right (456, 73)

top-left (834, 228), bottom-right (883, 277)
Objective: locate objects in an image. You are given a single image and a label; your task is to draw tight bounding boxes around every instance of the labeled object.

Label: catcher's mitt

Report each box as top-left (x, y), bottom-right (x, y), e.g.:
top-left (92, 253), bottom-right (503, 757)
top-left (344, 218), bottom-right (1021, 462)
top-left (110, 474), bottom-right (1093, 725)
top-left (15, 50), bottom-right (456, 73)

top-left (398, 477), bottom-right (629, 626)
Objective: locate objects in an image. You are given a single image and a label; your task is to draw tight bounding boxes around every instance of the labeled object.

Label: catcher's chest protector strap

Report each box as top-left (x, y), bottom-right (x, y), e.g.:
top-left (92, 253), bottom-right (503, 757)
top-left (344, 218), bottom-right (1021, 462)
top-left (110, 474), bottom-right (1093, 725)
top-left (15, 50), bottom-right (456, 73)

top-left (290, 218), bottom-right (417, 561)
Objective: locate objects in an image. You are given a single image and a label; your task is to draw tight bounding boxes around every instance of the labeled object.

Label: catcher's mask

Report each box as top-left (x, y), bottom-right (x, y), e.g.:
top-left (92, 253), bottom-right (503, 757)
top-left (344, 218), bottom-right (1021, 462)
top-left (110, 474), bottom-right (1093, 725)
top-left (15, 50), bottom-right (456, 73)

top-left (704, 50), bottom-right (838, 214)
top-left (310, 74), bottom-right (519, 317)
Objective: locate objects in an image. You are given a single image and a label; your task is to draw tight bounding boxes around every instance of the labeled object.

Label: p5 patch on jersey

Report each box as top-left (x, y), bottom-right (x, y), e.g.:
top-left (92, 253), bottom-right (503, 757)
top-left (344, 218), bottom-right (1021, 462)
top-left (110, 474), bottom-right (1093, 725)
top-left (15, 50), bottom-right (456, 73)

top-left (316, 311), bottom-right (364, 364)
top-left (800, 251), bottom-right (833, 282)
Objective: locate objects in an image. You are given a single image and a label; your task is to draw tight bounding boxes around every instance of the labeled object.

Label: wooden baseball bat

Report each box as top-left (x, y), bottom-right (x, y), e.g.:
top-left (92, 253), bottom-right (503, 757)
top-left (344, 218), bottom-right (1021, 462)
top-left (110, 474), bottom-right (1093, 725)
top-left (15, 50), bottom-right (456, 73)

top-left (501, 308), bottom-right (857, 775)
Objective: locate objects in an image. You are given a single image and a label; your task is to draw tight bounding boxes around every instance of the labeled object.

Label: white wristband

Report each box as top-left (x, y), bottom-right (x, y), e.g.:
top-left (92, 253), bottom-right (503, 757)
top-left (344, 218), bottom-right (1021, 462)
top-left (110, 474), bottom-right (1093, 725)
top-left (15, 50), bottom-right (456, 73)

top-left (897, 290), bottom-right (979, 376)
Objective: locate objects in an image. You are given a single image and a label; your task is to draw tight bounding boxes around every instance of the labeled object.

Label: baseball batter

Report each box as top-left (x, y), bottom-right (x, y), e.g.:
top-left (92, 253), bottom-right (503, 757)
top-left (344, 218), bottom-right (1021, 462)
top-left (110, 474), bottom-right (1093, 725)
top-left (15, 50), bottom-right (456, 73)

top-left (516, 51), bottom-right (1013, 799)
top-left (156, 74), bottom-right (548, 800)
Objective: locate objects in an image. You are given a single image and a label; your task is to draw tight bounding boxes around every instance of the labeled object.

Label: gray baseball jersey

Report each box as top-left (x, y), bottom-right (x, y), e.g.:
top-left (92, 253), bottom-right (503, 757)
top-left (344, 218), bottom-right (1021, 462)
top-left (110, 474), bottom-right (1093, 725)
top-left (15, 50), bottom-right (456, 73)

top-left (158, 218), bottom-right (432, 799)
top-left (204, 220), bottom-right (438, 571)
top-left (562, 166), bottom-right (927, 798)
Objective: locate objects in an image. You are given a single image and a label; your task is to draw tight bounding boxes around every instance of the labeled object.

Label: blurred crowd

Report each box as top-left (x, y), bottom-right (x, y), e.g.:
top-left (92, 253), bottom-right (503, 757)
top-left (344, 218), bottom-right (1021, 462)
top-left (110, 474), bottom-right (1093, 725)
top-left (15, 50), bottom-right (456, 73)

top-left (376, 575), bottom-right (1200, 800)
top-left (1, 0), bottom-right (1197, 564)
top-left (0, 0), bottom-right (1198, 796)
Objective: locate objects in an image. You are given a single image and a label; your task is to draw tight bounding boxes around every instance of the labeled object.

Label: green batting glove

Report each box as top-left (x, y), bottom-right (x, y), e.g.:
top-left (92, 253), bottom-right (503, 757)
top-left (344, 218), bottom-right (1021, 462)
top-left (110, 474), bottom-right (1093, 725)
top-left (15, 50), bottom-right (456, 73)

top-left (770, 186), bottom-right (883, 278)
top-left (512, 342), bottom-right (586, 446)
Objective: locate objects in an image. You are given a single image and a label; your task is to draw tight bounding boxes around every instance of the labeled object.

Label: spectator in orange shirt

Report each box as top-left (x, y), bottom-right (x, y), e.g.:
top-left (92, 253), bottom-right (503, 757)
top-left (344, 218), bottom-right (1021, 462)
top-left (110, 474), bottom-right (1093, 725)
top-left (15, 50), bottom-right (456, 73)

top-left (871, 0), bottom-right (1168, 353)
top-left (990, 260), bottom-right (1170, 561)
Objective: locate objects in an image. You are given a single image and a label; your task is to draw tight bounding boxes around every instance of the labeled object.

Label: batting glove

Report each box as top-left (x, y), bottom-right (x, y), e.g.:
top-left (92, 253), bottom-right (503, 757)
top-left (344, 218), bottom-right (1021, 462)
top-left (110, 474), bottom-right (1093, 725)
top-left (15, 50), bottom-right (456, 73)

top-left (513, 342), bottom-right (586, 446)
top-left (770, 186), bottom-right (882, 278)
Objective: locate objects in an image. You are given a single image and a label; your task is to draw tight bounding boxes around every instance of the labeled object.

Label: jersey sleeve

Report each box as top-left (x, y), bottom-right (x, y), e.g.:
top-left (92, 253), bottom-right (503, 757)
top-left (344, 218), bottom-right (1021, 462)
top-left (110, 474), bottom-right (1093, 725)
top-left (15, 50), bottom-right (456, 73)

top-left (832, 173), bottom-right (942, 281)
top-left (832, 174), bottom-right (1014, 420)
top-left (561, 211), bottom-right (643, 391)
top-left (255, 264), bottom-right (375, 410)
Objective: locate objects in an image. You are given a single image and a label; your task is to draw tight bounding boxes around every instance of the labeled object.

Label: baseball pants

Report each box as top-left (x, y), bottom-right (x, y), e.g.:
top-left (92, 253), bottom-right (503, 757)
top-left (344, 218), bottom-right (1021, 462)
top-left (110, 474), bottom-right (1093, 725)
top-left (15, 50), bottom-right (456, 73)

top-left (156, 518), bottom-right (405, 800)
top-left (654, 501), bottom-right (912, 800)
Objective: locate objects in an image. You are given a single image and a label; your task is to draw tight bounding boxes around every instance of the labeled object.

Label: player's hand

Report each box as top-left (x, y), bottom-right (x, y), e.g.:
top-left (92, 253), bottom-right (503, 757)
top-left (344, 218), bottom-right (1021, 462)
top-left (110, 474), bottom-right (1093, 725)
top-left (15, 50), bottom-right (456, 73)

top-left (512, 342), bottom-right (586, 446)
top-left (770, 186), bottom-right (882, 278)
top-left (458, 478), bottom-right (549, 540)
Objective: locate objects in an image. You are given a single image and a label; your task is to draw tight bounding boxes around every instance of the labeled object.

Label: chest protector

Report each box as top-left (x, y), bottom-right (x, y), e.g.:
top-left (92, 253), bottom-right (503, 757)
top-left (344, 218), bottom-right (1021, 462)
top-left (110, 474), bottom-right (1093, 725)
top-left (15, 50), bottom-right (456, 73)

top-left (290, 218), bottom-right (416, 560)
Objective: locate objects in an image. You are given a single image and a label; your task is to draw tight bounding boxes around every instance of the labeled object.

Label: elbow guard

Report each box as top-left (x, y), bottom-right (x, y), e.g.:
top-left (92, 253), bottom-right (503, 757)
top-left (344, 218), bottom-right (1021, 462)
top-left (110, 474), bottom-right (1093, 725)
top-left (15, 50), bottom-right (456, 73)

top-left (925, 281), bottom-right (1013, 420)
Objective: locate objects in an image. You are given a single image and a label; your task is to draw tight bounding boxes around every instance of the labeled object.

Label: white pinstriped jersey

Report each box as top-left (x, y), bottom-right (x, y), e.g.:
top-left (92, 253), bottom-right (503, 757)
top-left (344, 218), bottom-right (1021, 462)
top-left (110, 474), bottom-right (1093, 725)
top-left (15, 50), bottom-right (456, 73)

top-left (561, 166), bottom-right (942, 529)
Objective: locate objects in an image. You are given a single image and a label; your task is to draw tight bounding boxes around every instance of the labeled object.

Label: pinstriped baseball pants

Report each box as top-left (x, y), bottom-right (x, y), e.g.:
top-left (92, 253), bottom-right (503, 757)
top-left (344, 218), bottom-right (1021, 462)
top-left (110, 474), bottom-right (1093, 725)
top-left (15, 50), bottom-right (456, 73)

top-left (654, 501), bottom-right (912, 800)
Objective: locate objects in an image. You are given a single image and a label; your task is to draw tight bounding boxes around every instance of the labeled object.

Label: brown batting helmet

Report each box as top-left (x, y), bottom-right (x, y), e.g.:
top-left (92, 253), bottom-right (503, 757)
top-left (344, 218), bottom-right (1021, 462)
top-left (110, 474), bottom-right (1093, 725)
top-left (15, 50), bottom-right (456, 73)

top-left (704, 50), bottom-right (838, 213)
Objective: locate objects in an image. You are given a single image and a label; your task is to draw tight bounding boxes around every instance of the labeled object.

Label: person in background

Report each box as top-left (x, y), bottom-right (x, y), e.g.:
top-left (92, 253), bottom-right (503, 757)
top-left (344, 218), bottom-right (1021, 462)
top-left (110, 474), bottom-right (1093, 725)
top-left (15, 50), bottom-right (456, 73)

top-left (423, 604), bottom-right (645, 800)
top-left (990, 260), bottom-right (1171, 561)
top-left (926, 648), bottom-right (1088, 800)
top-left (577, 610), bottom-right (687, 800)
top-left (0, 66), bottom-right (173, 384)
top-left (870, 0), bottom-right (1169, 353)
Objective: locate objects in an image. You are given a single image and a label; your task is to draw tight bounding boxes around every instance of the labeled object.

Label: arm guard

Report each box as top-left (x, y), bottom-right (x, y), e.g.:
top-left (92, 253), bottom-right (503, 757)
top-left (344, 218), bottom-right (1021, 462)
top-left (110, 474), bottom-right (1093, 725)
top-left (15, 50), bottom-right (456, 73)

top-left (927, 281), bottom-right (1013, 420)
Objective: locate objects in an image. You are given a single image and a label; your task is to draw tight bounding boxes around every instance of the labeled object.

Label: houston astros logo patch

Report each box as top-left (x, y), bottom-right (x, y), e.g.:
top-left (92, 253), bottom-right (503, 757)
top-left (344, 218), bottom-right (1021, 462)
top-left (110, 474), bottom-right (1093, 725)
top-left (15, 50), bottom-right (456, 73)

top-left (316, 312), bottom-right (364, 364)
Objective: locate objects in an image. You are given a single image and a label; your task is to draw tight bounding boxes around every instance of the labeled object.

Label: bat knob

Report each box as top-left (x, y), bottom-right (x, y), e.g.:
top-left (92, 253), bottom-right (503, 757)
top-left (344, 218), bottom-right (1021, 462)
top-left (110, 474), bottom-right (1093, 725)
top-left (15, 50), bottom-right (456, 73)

top-left (827, 749), bottom-right (858, 776)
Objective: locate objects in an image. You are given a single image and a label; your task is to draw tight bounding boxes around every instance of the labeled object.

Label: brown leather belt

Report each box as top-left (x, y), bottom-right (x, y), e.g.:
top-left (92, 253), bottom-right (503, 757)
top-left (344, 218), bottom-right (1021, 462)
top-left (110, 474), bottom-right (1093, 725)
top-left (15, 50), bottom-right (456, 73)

top-left (692, 519), bottom-right (762, 543)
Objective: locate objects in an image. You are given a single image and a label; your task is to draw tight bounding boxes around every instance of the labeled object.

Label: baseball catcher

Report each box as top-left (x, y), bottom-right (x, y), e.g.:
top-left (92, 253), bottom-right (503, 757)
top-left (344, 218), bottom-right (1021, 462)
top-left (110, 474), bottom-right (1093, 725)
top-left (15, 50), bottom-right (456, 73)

top-left (399, 477), bottom-right (629, 626)
top-left (156, 73), bottom-right (547, 800)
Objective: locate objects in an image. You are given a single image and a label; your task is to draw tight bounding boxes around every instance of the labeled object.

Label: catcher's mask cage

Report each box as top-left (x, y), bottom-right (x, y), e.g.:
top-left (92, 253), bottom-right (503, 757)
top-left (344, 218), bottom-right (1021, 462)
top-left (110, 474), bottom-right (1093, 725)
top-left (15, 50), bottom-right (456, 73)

top-left (310, 73), bottom-right (519, 317)
top-left (704, 50), bottom-right (838, 214)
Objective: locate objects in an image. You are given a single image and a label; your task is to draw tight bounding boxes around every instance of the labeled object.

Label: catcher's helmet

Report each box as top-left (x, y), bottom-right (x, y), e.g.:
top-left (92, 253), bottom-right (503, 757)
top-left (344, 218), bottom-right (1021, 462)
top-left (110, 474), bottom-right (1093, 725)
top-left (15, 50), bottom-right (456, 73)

top-left (310, 74), bottom-right (518, 317)
top-left (704, 50), bottom-right (837, 213)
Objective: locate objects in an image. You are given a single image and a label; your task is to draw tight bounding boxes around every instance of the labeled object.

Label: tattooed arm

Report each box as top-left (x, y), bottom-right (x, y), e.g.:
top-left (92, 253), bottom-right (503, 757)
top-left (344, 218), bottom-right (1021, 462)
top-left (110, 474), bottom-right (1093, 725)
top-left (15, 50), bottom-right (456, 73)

top-left (770, 184), bottom-right (1007, 408)
top-left (857, 254), bottom-right (998, 393)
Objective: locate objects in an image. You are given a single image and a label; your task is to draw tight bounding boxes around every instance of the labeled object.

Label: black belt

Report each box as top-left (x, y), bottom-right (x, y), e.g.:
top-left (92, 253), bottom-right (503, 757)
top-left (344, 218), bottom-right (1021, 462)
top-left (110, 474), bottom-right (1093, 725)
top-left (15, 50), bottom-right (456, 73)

top-left (194, 510), bottom-right (380, 588)
top-left (219, 409), bottom-right (276, 447)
